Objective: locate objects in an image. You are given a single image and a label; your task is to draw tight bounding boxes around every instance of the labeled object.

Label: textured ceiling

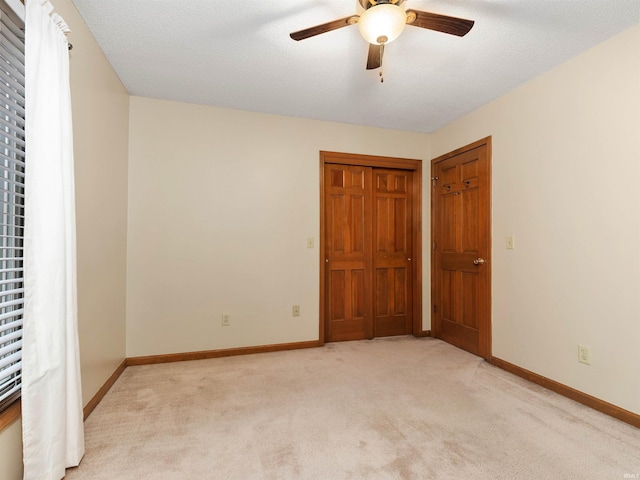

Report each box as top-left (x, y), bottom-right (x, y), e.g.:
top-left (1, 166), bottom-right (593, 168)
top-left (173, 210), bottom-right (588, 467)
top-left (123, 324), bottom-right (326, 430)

top-left (69, 0), bottom-right (640, 133)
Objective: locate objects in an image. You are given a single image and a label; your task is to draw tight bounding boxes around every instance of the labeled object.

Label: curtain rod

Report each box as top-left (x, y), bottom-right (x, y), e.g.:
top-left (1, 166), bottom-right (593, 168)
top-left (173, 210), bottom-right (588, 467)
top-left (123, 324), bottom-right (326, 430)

top-left (15, 0), bottom-right (73, 50)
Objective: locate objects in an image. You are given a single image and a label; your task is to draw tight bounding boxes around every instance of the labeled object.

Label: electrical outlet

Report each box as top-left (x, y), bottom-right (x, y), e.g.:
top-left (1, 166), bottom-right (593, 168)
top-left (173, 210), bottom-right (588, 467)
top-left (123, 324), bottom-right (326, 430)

top-left (221, 314), bottom-right (230, 326)
top-left (578, 344), bottom-right (590, 365)
top-left (292, 305), bottom-right (300, 317)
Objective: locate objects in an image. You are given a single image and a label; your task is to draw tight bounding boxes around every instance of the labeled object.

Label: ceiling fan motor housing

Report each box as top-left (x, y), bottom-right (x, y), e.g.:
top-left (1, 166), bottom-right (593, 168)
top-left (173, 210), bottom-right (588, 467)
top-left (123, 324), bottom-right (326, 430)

top-left (359, 0), bottom-right (404, 9)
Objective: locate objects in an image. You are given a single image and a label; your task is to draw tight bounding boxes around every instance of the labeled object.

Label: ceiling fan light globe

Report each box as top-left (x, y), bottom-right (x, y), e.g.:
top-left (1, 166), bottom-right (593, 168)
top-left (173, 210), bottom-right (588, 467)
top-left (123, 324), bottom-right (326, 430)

top-left (358, 4), bottom-right (407, 45)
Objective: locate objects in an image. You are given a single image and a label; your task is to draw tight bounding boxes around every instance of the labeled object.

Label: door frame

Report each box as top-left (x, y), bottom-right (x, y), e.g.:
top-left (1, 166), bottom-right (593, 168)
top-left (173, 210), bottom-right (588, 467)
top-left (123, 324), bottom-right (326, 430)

top-left (319, 151), bottom-right (423, 344)
top-left (430, 137), bottom-right (492, 359)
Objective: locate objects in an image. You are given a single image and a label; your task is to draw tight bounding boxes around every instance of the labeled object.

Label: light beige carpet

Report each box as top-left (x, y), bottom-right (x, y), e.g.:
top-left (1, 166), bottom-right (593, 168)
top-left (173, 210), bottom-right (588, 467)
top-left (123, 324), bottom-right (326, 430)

top-left (66, 337), bottom-right (639, 479)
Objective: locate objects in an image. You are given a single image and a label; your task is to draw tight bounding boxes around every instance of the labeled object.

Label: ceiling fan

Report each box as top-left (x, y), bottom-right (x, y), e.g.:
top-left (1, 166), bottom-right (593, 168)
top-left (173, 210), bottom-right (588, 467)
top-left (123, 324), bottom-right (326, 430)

top-left (290, 0), bottom-right (474, 76)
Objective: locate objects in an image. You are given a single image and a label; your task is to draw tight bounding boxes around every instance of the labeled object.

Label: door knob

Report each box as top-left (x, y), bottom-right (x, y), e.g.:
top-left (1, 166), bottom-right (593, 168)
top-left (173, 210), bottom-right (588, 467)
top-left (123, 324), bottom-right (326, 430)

top-left (473, 258), bottom-right (486, 265)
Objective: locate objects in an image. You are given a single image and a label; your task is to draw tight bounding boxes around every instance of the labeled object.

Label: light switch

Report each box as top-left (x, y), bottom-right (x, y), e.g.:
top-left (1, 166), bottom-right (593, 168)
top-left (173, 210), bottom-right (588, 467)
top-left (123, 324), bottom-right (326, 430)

top-left (506, 235), bottom-right (515, 250)
top-left (307, 237), bottom-right (314, 248)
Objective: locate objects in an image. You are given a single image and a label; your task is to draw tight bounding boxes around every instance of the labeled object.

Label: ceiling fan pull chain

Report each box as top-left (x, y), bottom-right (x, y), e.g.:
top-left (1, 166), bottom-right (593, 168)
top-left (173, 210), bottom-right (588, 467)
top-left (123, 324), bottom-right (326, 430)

top-left (380, 43), bottom-right (385, 82)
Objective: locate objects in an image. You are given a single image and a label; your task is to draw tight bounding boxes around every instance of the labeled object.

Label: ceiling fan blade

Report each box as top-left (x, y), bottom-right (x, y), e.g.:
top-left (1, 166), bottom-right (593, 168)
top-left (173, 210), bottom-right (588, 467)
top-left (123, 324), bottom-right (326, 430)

top-left (290, 16), bottom-right (358, 41)
top-left (406, 10), bottom-right (474, 37)
top-left (366, 44), bottom-right (382, 70)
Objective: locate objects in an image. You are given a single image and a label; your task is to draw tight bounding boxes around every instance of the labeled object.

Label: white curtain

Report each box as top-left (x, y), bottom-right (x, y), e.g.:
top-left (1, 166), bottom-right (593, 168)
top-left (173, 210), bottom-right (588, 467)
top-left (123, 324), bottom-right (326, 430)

top-left (22, 0), bottom-right (85, 479)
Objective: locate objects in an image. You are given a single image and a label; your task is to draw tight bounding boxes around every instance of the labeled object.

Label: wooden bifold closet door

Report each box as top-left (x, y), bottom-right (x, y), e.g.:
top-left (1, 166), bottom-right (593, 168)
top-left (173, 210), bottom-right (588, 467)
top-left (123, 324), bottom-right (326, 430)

top-left (321, 152), bottom-right (420, 343)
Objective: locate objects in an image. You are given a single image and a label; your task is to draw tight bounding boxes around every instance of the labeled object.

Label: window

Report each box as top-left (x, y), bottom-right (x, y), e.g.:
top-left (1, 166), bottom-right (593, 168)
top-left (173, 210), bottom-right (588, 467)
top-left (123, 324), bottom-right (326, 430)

top-left (0, 4), bottom-right (25, 414)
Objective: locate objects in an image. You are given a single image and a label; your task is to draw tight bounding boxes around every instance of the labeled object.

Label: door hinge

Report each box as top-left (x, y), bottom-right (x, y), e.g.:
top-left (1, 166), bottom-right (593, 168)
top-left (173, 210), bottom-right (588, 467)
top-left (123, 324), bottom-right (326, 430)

top-left (433, 304), bottom-right (437, 313)
top-left (431, 176), bottom-right (439, 187)
top-left (432, 240), bottom-right (437, 250)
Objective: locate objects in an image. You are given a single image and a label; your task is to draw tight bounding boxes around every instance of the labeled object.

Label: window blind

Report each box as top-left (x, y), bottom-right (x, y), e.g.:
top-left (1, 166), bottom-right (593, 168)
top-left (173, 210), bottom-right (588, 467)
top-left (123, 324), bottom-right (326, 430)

top-left (0, 5), bottom-right (24, 414)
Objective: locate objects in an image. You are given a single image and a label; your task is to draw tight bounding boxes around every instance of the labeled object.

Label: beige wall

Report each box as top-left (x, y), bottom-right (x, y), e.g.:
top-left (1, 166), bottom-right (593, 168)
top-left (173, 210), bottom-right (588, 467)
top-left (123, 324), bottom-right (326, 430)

top-left (0, 419), bottom-right (22, 480)
top-left (59, 0), bottom-right (129, 407)
top-left (126, 97), bottom-right (432, 356)
top-left (432, 24), bottom-right (640, 414)
top-left (0, 0), bottom-right (130, 478)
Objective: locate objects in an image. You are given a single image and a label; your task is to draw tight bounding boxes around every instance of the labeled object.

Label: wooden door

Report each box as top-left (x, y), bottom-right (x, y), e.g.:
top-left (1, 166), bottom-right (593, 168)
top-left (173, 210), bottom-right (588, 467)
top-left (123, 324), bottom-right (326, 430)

top-left (324, 164), bottom-right (373, 341)
top-left (431, 138), bottom-right (491, 359)
top-left (322, 154), bottom-right (419, 343)
top-left (373, 169), bottom-right (413, 337)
